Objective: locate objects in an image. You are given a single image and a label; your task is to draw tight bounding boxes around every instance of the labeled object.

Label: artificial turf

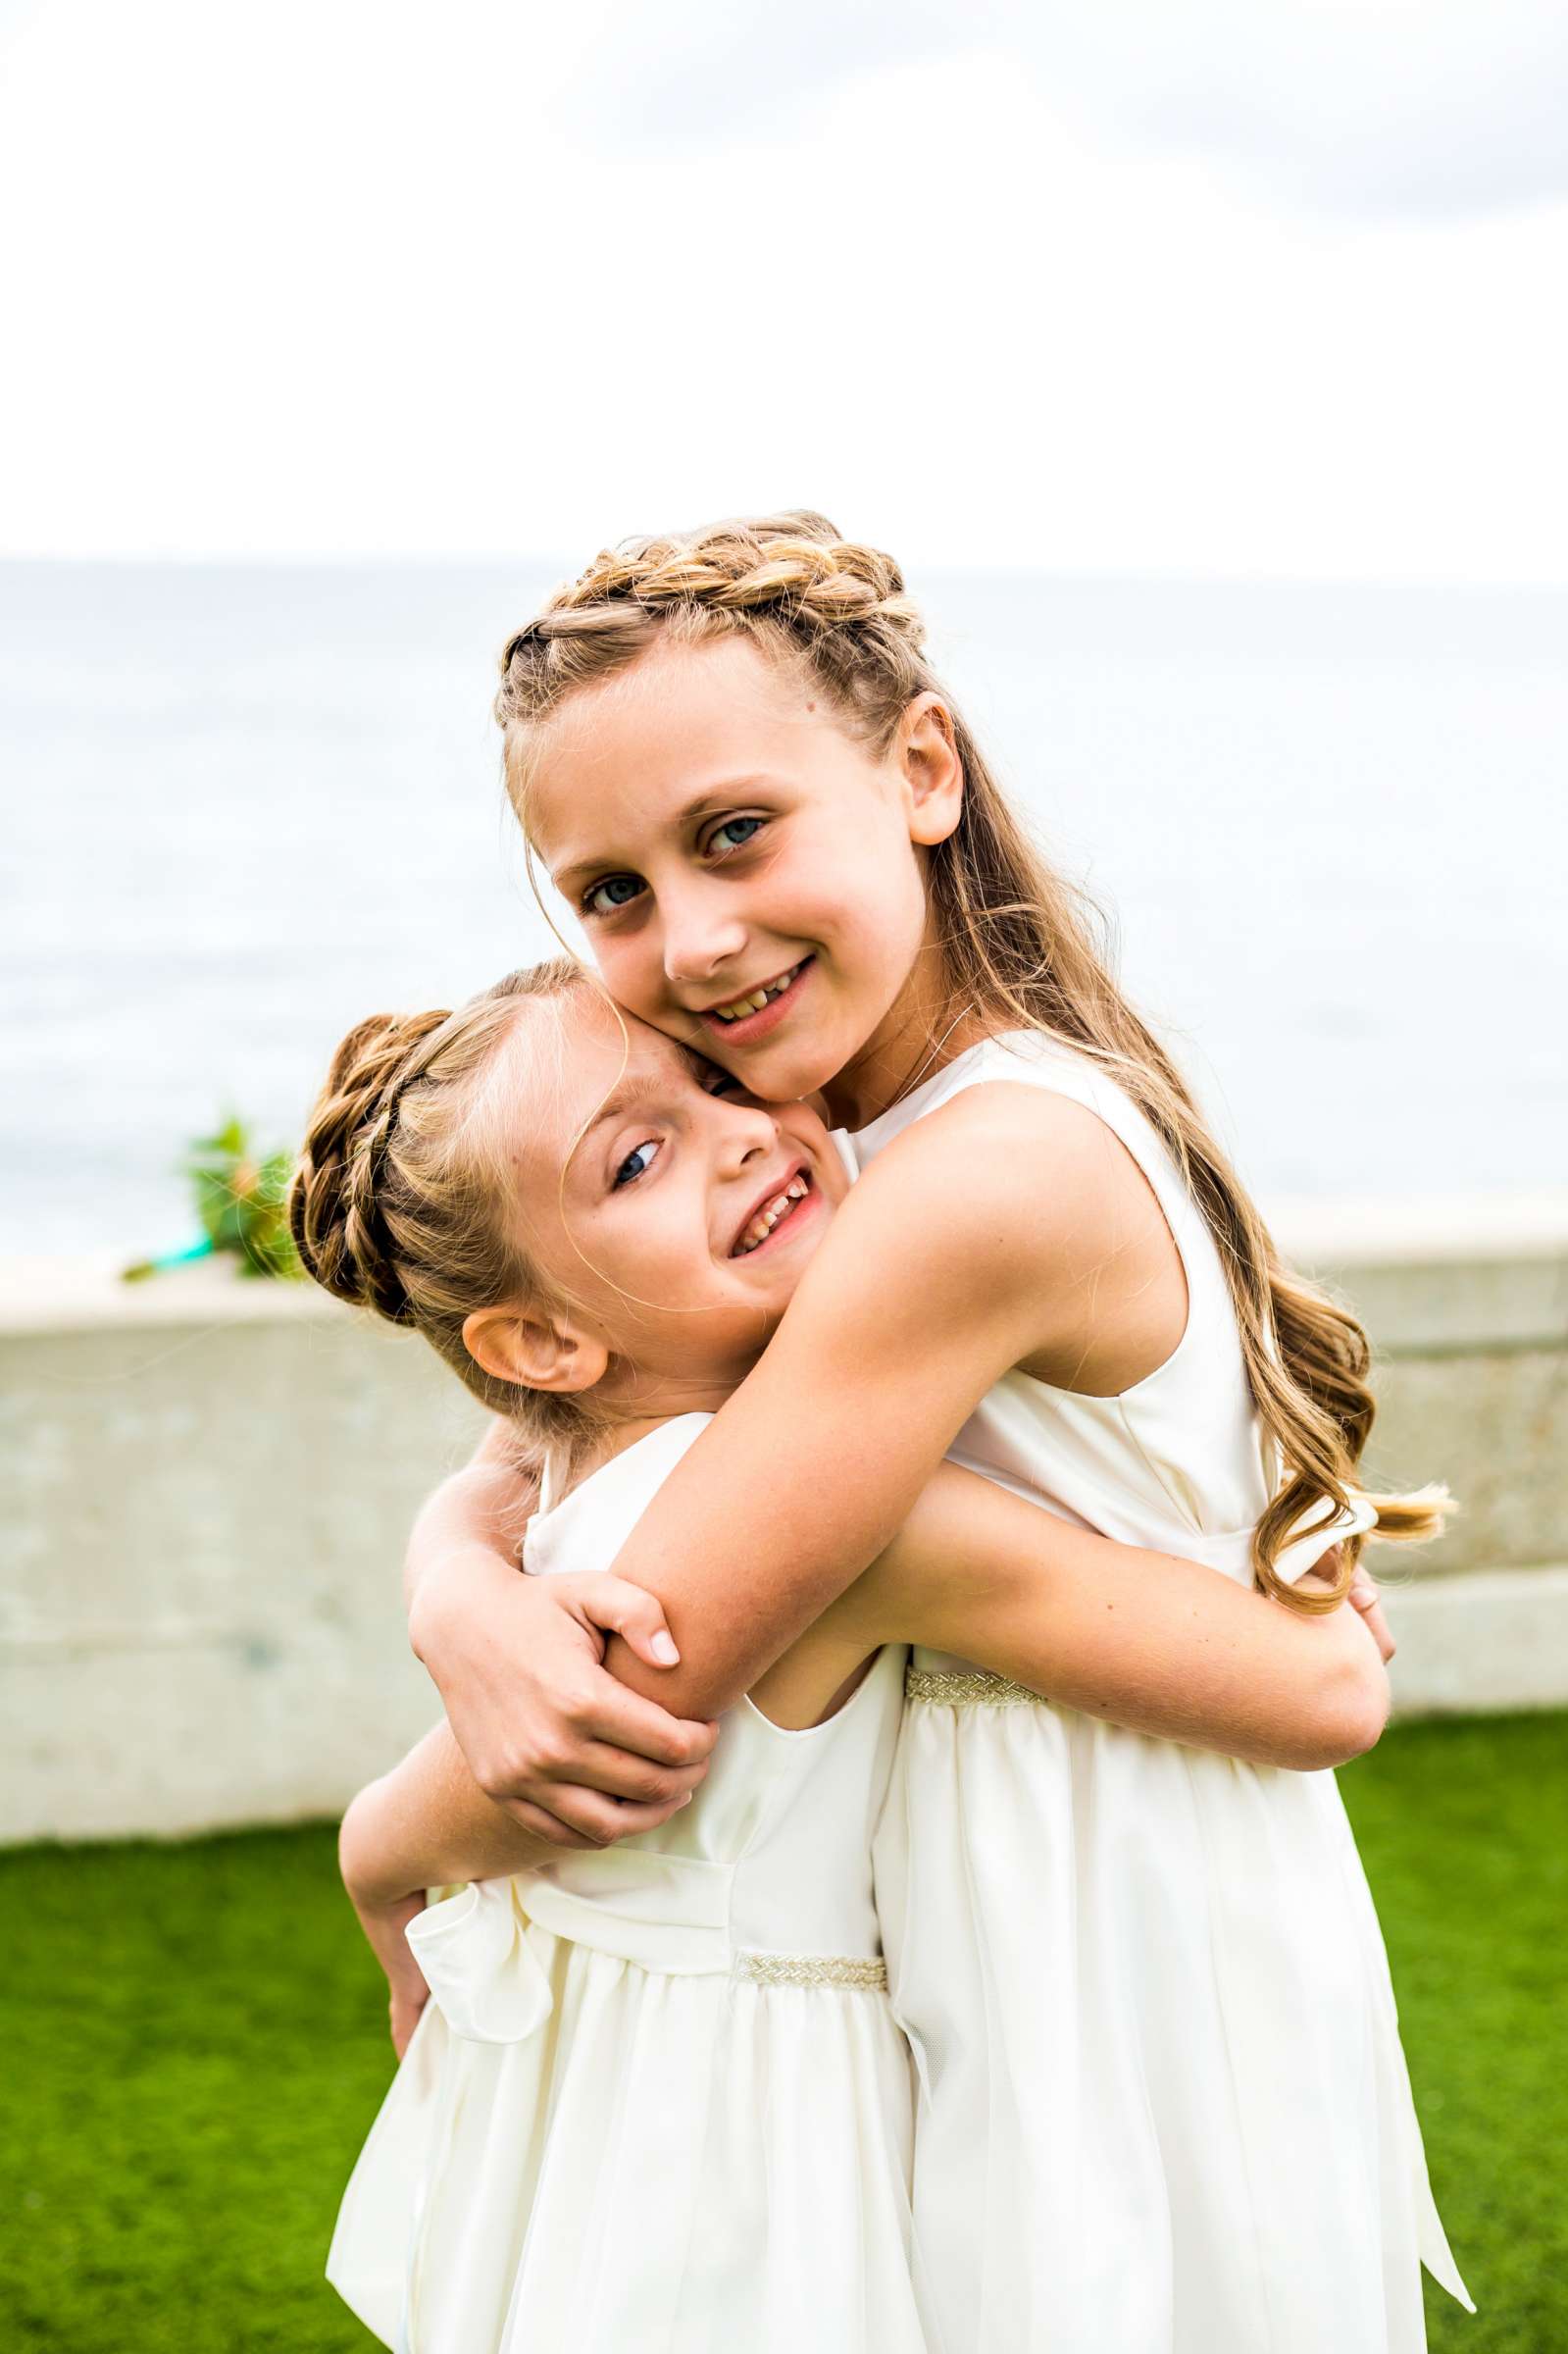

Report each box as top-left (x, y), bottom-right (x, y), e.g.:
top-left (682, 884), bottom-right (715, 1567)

top-left (3, 1712), bottom-right (1561, 2352)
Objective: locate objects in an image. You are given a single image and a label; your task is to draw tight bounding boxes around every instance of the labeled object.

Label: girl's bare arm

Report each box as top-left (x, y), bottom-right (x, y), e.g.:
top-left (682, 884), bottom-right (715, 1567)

top-left (401, 1413), bottom-right (537, 1618)
top-left (780, 1463), bottom-right (1389, 1771)
top-left (337, 1703), bottom-right (707, 1914)
top-left (405, 1439), bottom-right (720, 1840)
top-left (600, 1086), bottom-right (1182, 1718)
top-left (401, 1088), bottom-right (1061, 1817)
top-left (368, 1473), bottom-right (1385, 1930)
top-left (407, 1087), bottom-right (1358, 1819)
top-left (340, 1724), bottom-right (565, 1909)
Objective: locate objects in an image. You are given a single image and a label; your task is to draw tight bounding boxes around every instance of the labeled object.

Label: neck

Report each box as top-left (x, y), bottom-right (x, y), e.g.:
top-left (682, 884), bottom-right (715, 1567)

top-left (820, 924), bottom-right (990, 1130)
top-left (557, 1361), bottom-right (758, 1496)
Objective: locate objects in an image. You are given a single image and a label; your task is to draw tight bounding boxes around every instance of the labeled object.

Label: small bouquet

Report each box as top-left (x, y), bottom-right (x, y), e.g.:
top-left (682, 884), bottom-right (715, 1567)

top-left (123, 1117), bottom-right (302, 1283)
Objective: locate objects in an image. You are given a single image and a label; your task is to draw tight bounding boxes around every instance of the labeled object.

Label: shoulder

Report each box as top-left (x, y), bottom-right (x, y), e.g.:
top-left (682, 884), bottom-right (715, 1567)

top-left (529, 1415), bottom-right (713, 1577)
top-left (845, 1078), bottom-right (1160, 1288)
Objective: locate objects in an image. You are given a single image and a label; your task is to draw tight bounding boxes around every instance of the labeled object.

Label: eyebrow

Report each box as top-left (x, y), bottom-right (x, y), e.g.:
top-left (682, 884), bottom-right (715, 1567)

top-left (551, 778), bottom-right (778, 894)
top-left (571, 1067), bottom-right (677, 1169)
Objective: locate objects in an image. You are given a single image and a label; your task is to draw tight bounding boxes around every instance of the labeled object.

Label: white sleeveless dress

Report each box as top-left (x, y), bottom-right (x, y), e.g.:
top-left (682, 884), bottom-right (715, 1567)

top-left (327, 1415), bottom-right (927, 2354)
top-left (852, 1032), bottom-right (1470, 2354)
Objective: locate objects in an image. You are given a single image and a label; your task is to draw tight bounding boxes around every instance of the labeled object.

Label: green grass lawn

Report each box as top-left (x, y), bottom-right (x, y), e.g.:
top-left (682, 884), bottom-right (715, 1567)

top-left (4, 1712), bottom-right (1562, 2352)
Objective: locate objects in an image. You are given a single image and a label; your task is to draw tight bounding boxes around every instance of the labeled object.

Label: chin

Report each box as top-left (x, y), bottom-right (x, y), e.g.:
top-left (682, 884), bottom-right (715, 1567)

top-left (750, 1041), bottom-right (843, 1105)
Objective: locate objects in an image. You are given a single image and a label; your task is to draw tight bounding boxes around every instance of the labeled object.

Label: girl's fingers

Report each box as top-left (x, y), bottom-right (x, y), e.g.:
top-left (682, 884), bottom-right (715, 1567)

top-left (572, 1573), bottom-right (683, 1669)
top-left (493, 1797), bottom-right (602, 1849)
top-left (572, 1674), bottom-right (721, 1770)
top-left (1361, 1599), bottom-right (1397, 1666)
top-left (389, 1983), bottom-right (430, 2061)
top-left (551, 1746), bottom-right (711, 1806)
top-left (504, 1783), bottom-right (696, 1848)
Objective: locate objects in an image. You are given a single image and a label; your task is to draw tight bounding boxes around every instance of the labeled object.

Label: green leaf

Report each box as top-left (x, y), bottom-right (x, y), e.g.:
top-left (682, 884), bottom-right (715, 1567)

top-left (123, 1116), bottom-right (305, 1283)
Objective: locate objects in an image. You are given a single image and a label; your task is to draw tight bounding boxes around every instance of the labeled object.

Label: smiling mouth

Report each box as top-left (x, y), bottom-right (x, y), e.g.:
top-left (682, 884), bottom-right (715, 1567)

top-left (704, 959), bottom-right (810, 1025)
top-left (730, 1170), bottom-right (814, 1257)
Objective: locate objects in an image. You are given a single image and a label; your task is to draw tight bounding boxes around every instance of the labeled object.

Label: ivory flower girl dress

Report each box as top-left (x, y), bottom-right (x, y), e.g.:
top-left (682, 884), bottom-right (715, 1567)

top-left (327, 1414), bottom-right (926, 2354)
top-left (853, 1031), bottom-right (1470, 2354)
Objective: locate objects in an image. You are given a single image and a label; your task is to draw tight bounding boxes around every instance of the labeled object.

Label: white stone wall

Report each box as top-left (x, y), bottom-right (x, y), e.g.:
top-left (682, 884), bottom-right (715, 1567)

top-left (3, 1198), bottom-right (1565, 1845)
top-left (2, 1266), bottom-right (483, 1843)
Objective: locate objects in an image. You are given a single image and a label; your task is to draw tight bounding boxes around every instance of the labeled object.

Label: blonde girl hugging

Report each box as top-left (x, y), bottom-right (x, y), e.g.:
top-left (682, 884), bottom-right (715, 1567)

top-left (298, 966), bottom-right (1396, 2354)
top-left (396, 512), bottom-right (1470, 2352)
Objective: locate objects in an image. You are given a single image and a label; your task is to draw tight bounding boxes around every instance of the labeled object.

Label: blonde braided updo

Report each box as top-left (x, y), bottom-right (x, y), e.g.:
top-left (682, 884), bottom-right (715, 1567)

top-left (289, 1004), bottom-right (453, 1321)
top-left (288, 957), bottom-right (607, 1454)
top-left (496, 511), bottom-right (931, 762)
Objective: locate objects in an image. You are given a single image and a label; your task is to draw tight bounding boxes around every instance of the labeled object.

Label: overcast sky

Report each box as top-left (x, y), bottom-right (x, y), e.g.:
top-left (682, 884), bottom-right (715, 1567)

top-left (3, 0), bottom-right (1565, 578)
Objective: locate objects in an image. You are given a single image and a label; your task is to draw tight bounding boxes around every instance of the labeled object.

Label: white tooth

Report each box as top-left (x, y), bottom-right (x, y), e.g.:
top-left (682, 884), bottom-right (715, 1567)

top-left (786, 1177), bottom-right (805, 1199)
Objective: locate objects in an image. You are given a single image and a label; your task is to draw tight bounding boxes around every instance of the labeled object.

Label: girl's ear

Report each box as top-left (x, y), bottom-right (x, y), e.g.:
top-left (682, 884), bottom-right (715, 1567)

top-left (898, 691), bottom-right (964, 848)
top-left (462, 1304), bottom-right (609, 1397)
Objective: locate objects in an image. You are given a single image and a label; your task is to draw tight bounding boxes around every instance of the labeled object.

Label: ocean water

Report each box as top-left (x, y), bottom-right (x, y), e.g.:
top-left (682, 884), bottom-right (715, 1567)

top-left (2, 561), bottom-right (1563, 1259)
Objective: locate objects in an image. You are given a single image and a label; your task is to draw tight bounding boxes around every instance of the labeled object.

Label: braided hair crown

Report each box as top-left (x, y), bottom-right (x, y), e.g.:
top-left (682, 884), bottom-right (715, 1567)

top-left (288, 1007), bottom-right (453, 1320)
top-left (495, 510), bottom-right (931, 741)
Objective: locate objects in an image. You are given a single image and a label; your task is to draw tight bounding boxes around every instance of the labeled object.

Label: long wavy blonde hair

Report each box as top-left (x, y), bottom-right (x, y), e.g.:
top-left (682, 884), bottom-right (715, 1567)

top-left (494, 510), bottom-right (1446, 1607)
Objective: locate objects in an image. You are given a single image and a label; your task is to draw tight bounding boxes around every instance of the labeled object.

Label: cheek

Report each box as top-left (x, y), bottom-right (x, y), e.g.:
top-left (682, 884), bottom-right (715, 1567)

top-left (642, 1190), bottom-right (721, 1305)
top-left (803, 811), bottom-right (927, 954)
top-left (588, 928), bottom-right (665, 1023)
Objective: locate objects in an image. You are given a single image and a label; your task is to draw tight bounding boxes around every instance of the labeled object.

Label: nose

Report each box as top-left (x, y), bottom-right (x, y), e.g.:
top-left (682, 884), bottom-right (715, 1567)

top-left (661, 879), bottom-right (747, 991)
top-left (712, 1096), bottom-right (780, 1180)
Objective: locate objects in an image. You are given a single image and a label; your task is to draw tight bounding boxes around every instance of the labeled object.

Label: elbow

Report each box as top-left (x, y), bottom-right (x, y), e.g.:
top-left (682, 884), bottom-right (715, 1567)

top-left (337, 1786), bottom-right (372, 1899)
top-left (338, 1777), bottom-right (407, 1910)
top-left (1292, 1657), bottom-right (1391, 1771)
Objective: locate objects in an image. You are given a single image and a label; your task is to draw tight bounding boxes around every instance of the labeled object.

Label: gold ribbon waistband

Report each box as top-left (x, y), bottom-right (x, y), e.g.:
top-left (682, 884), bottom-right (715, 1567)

top-left (905, 1666), bottom-right (1046, 1707)
top-left (733, 1950), bottom-right (888, 1991)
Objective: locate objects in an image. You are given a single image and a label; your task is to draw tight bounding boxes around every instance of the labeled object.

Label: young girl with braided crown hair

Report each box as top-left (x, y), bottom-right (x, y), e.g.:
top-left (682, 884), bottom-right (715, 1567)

top-left (292, 964), bottom-right (1394, 2354)
top-left (404, 513), bottom-right (1471, 2351)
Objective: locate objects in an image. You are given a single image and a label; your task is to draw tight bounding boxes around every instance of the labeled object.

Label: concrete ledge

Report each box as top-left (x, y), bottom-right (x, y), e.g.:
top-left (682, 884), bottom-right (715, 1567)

top-left (0, 1254), bottom-right (338, 1333)
top-left (1383, 1564), bottom-right (1568, 1717)
top-left (1270, 1193), bottom-right (1568, 1354)
top-left (2, 1198), bottom-right (1564, 1843)
top-left (1, 1282), bottom-right (486, 1844)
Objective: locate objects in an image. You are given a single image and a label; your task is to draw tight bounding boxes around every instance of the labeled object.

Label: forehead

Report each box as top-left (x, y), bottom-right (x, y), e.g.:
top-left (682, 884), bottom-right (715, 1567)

top-left (498, 989), bottom-right (695, 1157)
top-left (525, 635), bottom-right (836, 875)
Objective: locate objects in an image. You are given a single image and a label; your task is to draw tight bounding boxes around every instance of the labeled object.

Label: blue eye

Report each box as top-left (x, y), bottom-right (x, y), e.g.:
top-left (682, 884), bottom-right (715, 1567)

top-left (612, 1139), bottom-right (661, 1190)
top-left (583, 874), bottom-right (644, 917)
top-left (707, 816), bottom-right (764, 856)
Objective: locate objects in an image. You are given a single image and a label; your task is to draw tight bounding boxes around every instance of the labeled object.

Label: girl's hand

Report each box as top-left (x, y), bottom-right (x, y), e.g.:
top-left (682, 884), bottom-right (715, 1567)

top-left (343, 1881), bottom-right (431, 2060)
top-left (1345, 1563), bottom-right (1396, 1665)
top-left (388, 1966), bottom-right (430, 2062)
top-left (385, 1902), bottom-right (439, 2072)
top-left (1295, 1555), bottom-right (1395, 1665)
top-left (410, 1553), bottom-right (719, 1846)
